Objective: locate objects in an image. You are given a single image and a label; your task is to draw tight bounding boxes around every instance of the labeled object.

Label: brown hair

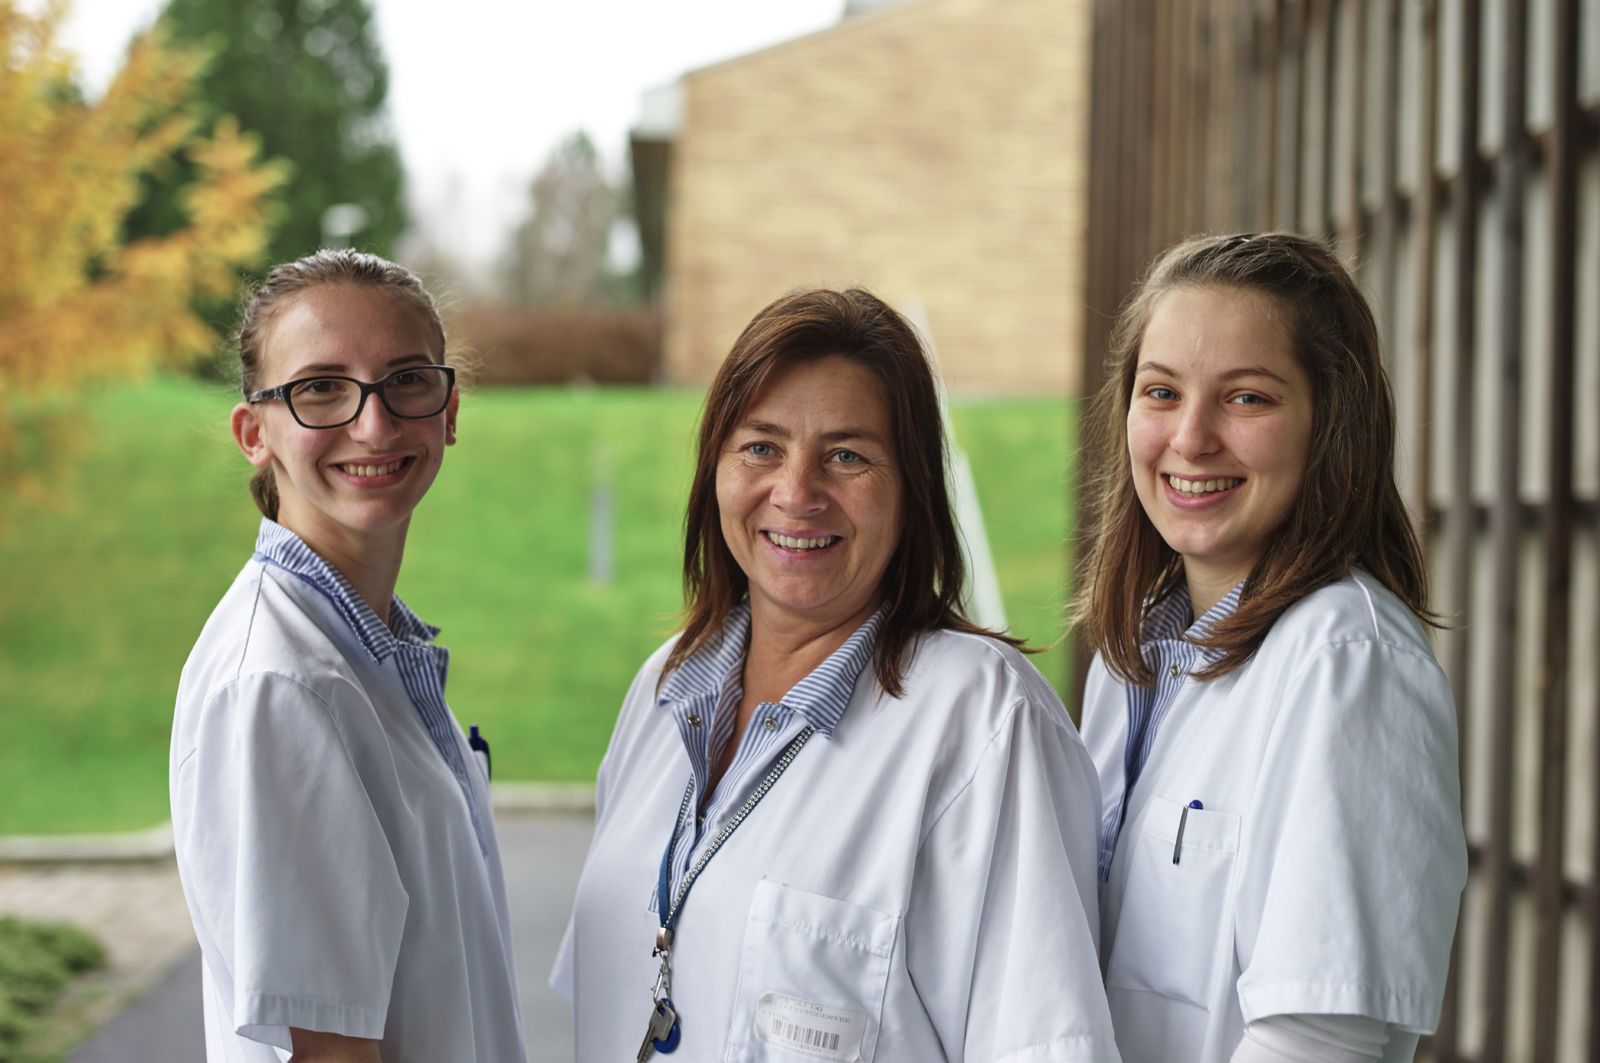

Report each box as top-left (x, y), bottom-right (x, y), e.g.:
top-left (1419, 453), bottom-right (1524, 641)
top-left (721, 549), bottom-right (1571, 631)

top-left (1074, 231), bottom-right (1433, 687)
top-left (234, 249), bottom-right (448, 519)
top-left (664, 287), bottom-right (1021, 698)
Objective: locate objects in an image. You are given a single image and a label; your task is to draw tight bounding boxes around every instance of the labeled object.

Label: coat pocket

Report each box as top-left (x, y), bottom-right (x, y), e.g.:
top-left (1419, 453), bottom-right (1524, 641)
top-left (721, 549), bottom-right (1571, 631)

top-left (1104, 794), bottom-right (1240, 1009)
top-left (723, 879), bottom-right (899, 1062)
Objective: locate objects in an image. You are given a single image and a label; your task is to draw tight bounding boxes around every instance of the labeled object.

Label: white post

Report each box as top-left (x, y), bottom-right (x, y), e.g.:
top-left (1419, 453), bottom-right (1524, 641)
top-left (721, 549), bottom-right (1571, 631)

top-left (901, 303), bottom-right (1007, 632)
top-left (589, 442), bottom-right (614, 586)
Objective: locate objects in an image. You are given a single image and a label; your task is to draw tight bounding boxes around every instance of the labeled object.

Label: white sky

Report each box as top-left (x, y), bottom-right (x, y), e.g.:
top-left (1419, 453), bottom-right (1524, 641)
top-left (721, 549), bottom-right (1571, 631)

top-left (47, 0), bottom-right (843, 280)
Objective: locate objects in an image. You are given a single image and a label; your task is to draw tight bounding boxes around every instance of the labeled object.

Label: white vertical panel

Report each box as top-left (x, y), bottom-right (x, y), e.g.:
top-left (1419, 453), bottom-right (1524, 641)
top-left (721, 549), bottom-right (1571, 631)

top-left (1472, 196), bottom-right (1501, 504)
top-left (1456, 874), bottom-right (1490, 1054)
top-left (1429, 212), bottom-right (1461, 510)
top-left (1436, 0), bottom-right (1464, 175)
top-left (1583, 0), bottom-right (1600, 104)
top-left (1575, 152), bottom-right (1600, 497)
top-left (1566, 527), bottom-right (1598, 883)
top-left (1506, 890), bottom-right (1538, 1060)
top-left (1466, 534), bottom-right (1499, 837)
top-left (1513, 534), bottom-right (1546, 867)
top-left (1521, 169), bottom-right (1553, 502)
top-left (1398, 0), bottom-right (1426, 195)
top-left (1559, 908), bottom-right (1590, 1060)
top-left (1527, 0), bottom-right (1557, 131)
top-left (1482, 0), bottom-right (1509, 152)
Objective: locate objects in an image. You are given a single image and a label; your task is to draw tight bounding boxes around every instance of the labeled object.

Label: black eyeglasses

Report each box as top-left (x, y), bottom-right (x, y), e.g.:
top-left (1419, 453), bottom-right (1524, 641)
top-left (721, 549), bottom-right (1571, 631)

top-left (248, 364), bottom-right (455, 429)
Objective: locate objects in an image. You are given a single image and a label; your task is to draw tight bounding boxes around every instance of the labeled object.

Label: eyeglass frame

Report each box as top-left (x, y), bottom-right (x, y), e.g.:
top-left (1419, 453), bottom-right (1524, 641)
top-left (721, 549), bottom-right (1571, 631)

top-left (247, 363), bottom-right (457, 430)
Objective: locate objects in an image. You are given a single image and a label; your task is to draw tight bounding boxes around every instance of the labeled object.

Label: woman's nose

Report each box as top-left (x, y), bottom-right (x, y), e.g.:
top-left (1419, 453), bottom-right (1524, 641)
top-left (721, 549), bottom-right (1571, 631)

top-left (1171, 402), bottom-right (1221, 459)
top-left (771, 458), bottom-right (825, 513)
top-left (348, 391), bottom-right (403, 445)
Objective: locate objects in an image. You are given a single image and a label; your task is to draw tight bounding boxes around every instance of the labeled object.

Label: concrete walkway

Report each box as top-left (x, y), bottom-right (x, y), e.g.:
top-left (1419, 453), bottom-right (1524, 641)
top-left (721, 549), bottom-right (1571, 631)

top-left (0, 812), bottom-right (594, 1063)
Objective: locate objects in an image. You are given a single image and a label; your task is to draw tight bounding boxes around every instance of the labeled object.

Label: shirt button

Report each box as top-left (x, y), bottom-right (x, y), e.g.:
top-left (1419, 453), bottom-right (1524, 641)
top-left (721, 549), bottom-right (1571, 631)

top-left (687, 714), bottom-right (703, 727)
top-left (763, 717), bottom-right (778, 731)
top-left (1169, 664), bottom-right (1181, 679)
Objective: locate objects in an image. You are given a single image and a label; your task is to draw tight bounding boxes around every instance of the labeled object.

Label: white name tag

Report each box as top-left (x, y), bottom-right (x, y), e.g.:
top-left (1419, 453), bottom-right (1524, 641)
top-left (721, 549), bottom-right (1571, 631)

top-left (754, 991), bottom-right (866, 1061)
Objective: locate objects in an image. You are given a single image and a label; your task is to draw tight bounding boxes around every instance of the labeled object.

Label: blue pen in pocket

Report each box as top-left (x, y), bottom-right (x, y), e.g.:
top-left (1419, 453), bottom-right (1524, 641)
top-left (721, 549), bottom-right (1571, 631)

top-left (469, 724), bottom-right (492, 782)
top-left (1172, 799), bottom-right (1203, 864)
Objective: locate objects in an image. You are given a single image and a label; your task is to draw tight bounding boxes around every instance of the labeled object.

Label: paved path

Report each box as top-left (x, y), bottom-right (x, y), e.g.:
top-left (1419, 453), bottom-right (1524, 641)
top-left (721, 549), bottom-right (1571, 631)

top-left (0, 813), bottom-right (594, 1063)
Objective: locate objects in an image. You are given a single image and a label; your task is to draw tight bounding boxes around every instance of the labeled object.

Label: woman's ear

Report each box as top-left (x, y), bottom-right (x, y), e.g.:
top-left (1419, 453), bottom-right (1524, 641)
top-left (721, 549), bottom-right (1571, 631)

top-left (231, 402), bottom-right (275, 469)
top-left (445, 387), bottom-right (460, 446)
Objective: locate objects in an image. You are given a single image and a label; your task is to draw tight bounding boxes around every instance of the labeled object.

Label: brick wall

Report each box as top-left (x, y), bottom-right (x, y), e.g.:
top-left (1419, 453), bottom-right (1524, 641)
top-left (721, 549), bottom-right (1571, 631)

top-left (663, 0), bottom-right (1089, 394)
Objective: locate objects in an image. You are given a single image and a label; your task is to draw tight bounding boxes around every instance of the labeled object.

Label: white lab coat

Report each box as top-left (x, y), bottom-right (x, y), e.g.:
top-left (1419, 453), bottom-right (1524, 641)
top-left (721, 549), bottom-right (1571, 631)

top-left (553, 627), bottom-right (1120, 1062)
top-left (1082, 571), bottom-right (1467, 1063)
top-left (170, 550), bottom-right (526, 1063)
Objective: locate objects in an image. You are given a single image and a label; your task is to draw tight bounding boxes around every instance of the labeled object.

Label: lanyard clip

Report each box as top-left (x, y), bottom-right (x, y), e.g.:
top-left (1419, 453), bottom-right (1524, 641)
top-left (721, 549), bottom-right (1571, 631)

top-left (654, 926), bottom-right (673, 955)
top-left (651, 941), bottom-right (673, 1002)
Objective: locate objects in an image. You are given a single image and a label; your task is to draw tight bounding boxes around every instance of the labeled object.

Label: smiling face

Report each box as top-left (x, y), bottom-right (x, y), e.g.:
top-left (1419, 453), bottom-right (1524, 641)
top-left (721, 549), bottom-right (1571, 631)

top-left (716, 356), bottom-right (902, 635)
top-left (1126, 285), bottom-right (1313, 607)
top-left (230, 284), bottom-right (457, 561)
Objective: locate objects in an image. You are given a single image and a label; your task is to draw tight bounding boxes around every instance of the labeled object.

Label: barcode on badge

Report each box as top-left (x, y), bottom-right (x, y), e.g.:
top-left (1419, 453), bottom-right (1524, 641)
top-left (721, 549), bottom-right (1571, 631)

top-left (754, 991), bottom-right (867, 1061)
top-left (771, 1018), bottom-right (842, 1051)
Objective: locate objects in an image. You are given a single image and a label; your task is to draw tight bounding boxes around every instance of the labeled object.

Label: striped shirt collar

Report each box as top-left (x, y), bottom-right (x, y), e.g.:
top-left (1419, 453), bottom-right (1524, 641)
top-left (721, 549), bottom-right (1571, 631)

top-left (658, 601), bottom-right (883, 739)
top-left (1141, 580), bottom-right (1245, 664)
top-left (253, 518), bottom-right (440, 663)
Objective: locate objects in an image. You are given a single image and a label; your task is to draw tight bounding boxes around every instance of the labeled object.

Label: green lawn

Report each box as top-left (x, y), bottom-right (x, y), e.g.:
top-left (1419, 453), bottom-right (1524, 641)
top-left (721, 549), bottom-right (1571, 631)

top-left (0, 377), bottom-right (1075, 834)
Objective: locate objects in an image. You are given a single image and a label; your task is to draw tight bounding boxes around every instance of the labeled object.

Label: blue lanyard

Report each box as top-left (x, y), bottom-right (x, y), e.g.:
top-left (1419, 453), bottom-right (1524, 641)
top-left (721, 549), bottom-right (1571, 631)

top-left (654, 725), bottom-right (815, 942)
top-left (640, 724), bottom-right (815, 1057)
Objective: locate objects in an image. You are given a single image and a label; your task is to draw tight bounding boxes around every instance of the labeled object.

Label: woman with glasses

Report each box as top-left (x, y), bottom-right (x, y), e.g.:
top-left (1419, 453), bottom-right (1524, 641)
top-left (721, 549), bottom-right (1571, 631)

top-left (170, 250), bottom-right (525, 1063)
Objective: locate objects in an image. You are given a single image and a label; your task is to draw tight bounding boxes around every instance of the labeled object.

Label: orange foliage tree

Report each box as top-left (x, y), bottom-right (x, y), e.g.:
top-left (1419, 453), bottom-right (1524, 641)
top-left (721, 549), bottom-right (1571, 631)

top-left (0, 0), bottom-right (286, 494)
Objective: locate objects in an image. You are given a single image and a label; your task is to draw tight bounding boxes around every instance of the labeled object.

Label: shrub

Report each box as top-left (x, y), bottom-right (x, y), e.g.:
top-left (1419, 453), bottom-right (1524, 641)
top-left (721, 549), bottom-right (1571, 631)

top-left (0, 917), bottom-right (106, 1061)
top-left (448, 305), bottom-right (661, 387)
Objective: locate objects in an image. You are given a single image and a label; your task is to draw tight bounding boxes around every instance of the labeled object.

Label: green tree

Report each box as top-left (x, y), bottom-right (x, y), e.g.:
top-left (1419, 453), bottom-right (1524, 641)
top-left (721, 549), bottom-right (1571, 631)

top-left (129, 0), bottom-right (405, 263)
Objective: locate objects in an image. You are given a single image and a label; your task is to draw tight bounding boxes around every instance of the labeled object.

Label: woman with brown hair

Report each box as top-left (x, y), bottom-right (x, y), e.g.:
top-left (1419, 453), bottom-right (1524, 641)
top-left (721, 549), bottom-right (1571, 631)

top-left (171, 250), bottom-right (524, 1063)
top-left (1076, 232), bottom-right (1466, 1063)
top-left (554, 288), bottom-right (1118, 1061)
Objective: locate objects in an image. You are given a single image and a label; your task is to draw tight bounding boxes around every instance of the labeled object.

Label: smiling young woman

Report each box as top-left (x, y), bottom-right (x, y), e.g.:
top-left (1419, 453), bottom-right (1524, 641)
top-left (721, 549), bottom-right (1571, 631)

top-left (170, 250), bottom-right (525, 1063)
top-left (1074, 233), bottom-right (1466, 1063)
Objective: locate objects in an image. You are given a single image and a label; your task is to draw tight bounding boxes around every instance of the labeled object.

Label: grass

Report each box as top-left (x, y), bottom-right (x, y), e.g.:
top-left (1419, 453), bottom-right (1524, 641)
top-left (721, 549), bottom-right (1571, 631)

top-left (0, 917), bottom-right (106, 1063)
top-left (0, 377), bottom-right (1074, 835)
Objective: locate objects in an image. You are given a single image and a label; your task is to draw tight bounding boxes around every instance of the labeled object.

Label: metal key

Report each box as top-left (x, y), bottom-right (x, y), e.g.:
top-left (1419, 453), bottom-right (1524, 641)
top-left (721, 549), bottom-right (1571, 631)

top-left (636, 998), bottom-right (678, 1061)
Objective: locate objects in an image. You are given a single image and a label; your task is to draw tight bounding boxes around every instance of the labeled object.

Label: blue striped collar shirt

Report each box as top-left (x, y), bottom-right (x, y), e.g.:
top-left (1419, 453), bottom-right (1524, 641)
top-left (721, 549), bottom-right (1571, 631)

top-left (253, 518), bottom-right (489, 854)
top-left (1097, 580), bottom-right (1243, 881)
top-left (653, 602), bottom-right (881, 902)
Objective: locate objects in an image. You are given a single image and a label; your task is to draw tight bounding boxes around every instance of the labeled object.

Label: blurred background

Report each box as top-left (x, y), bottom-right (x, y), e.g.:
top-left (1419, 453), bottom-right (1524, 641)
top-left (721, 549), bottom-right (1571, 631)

top-left (1, 0), bottom-right (1596, 1060)
top-left (1, 0), bottom-right (1081, 1056)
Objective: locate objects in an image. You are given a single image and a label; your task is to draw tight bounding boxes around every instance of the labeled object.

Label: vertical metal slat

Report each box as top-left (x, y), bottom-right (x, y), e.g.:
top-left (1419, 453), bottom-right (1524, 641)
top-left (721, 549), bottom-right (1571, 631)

top-left (1533, 0), bottom-right (1580, 1053)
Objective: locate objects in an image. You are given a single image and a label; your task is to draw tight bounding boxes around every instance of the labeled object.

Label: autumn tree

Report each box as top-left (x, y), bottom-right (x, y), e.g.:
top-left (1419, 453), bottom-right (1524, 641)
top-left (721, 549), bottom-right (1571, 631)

top-left (130, 0), bottom-right (405, 262)
top-left (0, 0), bottom-right (285, 497)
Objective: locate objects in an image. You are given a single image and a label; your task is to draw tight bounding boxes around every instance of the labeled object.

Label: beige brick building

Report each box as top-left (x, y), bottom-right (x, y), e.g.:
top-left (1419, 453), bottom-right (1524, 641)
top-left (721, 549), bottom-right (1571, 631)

top-left (640, 0), bottom-right (1090, 394)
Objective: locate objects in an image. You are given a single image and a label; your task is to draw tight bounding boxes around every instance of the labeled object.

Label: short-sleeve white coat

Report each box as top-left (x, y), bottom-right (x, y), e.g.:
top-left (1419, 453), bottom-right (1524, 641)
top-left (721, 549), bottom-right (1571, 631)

top-left (552, 627), bottom-right (1120, 1062)
top-left (1081, 571), bottom-right (1467, 1063)
top-left (170, 552), bottom-right (526, 1063)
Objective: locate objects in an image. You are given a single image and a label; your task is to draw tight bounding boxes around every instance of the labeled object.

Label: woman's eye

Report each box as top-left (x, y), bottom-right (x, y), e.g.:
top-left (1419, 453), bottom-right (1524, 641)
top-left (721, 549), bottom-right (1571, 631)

top-left (1146, 386), bottom-right (1179, 401)
top-left (1230, 392), bottom-right (1270, 406)
top-left (830, 449), bottom-right (864, 465)
top-left (744, 442), bottom-right (776, 459)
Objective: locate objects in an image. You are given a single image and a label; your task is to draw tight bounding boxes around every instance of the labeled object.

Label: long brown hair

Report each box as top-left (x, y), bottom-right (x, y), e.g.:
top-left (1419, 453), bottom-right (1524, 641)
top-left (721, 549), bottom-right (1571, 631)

top-left (1075, 232), bottom-right (1433, 687)
top-left (664, 287), bottom-right (1020, 698)
top-left (233, 249), bottom-right (448, 520)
